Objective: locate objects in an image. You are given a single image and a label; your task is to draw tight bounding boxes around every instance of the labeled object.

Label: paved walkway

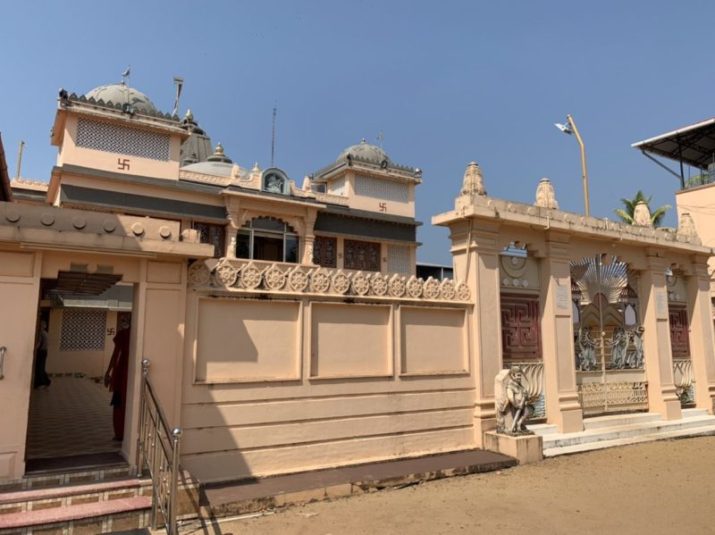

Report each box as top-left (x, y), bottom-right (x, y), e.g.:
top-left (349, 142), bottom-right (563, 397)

top-left (182, 436), bottom-right (715, 535)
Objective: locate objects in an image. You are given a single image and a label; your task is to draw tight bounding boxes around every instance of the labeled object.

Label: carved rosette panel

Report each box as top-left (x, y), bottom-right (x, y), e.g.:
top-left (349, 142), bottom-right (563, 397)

top-left (351, 271), bottom-right (371, 296)
top-left (264, 264), bottom-right (287, 290)
top-left (423, 277), bottom-right (440, 300)
top-left (331, 271), bottom-right (351, 294)
top-left (288, 268), bottom-right (310, 292)
top-left (310, 269), bottom-right (331, 293)
top-left (189, 258), bottom-right (472, 302)
top-left (406, 276), bottom-right (424, 298)
top-left (240, 263), bottom-right (263, 290)
top-left (388, 274), bottom-right (407, 297)
top-left (188, 262), bottom-right (211, 286)
top-left (215, 264), bottom-right (239, 287)
top-left (456, 282), bottom-right (471, 301)
top-left (370, 273), bottom-right (388, 296)
top-left (440, 279), bottom-right (456, 300)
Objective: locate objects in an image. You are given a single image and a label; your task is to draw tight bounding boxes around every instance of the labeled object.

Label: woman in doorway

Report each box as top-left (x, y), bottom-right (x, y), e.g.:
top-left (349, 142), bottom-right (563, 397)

top-left (34, 319), bottom-right (51, 388)
top-left (104, 317), bottom-right (130, 441)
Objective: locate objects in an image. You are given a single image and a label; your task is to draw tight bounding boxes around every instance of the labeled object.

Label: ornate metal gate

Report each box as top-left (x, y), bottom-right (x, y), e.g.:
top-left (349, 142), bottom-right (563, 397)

top-left (571, 255), bottom-right (648, 416)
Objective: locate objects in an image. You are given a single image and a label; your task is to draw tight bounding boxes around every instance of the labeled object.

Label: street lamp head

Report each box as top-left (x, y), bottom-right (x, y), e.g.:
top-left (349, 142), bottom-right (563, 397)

top-left (554, 122), bottom-right (573, 135)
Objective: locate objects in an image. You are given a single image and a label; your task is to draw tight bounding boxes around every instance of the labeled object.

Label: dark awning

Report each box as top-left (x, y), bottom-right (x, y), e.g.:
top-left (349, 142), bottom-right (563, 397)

top-left (55, 270), bottom-right (123, 295)
top-left (632, 118), bottom-right (715, 170)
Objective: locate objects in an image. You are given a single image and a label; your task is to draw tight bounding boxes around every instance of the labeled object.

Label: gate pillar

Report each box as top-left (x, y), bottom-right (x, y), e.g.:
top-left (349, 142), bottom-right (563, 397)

top-left (640, 252), bottom-right (682, 420)
top-left (538, 235), bottom-right (583, 433)
top-left (451, 221), bottom-right (503, 446)
top-left (686, 257), bottom-right (715, 413)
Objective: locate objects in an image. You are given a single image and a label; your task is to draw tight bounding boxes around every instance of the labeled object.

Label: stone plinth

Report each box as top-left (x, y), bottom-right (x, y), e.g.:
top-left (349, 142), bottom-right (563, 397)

top-left (484, 432), bottom-right (543, 465)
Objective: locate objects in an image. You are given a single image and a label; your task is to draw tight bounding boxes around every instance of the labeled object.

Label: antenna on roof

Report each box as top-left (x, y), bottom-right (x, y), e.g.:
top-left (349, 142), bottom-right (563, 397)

top-left (172, 76), bottom-right (184, 117)
top-left (271, 103), bottom-right (277, 167)
top-left (15, 141), bottom-right (25, 179)
top-left (121, 66), bottom-right (131, 85)
top-left (377, 131), bottom-right (384, 148)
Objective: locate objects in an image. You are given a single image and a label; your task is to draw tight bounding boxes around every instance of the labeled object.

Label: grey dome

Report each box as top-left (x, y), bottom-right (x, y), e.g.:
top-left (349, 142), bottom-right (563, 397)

top-left (338, 139), bottom-right (389, 163)
top-left (85, 83), bottom-right (157, 114)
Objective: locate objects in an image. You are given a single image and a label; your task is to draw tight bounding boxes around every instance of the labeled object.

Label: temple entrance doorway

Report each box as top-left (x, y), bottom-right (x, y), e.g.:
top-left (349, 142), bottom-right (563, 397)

top-left (571, 255), bottom-right (648, 416)
top-left (24, 272), bottom-right (134, 472)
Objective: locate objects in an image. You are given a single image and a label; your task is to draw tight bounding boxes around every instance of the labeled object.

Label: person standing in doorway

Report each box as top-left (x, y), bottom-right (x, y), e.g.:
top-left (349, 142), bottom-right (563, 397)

top-left (34, 319), bottom-right (51, 389)
top-left (104, 317), bottom-right (130, 441)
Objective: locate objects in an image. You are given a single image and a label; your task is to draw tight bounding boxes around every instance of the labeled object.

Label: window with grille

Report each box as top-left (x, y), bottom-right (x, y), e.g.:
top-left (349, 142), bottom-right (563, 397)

top-left (60, 310), bottom-right (107, 351)
top-left (344, 239), bottom-right (381, 272)
top-left (354, 175), bottom-right (408, 202)
top-left (387, 244), bottom-right (411, 274)
top-left (313, 236), bottom-right (337, 268)
top-left (76, 118), bottom-right (170, 161)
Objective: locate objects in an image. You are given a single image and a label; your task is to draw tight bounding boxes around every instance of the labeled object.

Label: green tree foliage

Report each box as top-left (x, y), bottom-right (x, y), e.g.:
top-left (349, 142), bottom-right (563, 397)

top-left (614, 190), bottom-right (670, 227)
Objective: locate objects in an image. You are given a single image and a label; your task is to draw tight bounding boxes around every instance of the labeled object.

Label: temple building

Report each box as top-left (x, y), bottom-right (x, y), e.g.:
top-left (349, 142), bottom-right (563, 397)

top-left (1, 81), bottom-right (715, 533)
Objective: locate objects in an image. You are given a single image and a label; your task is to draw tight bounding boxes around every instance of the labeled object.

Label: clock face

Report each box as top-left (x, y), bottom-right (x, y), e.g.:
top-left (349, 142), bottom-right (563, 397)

top-left (263, 172), bottom-right (285, 193)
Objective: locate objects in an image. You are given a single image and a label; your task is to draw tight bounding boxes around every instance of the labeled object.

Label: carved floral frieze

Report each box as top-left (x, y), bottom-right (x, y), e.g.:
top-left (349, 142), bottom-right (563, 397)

top-left (188, 258), bottom-right (471, 303)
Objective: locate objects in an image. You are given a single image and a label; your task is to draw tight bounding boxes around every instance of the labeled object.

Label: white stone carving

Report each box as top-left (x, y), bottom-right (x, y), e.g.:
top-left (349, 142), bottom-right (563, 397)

top-left (633, 201), bottom-right (652, 227)
top-left (495, 366), bottom-right (534, 435)
top-left (240, 262), bottom-right (263, 289)
top-left (534, 177), bottom-right (559, 210)
top-left (331, 271), bottom-right (351, 294)
top-left (456, 282), bottom-right (471, 301)
top-left (215, 263), bottom-right (238, 287)
top-left (188, 262), bottom-right (211, 287)
top-left (370, 273), bottom-right (389, 296)
top-left (423, 277), bottom-right (441, 299)
top-left (406, 276), bottom-right (424, 298)
top-left (287, 268), bottom-right (310, 292)
top-left (264, 264), bottom-right (287, 290)
top-left (351, 271), bottom-right (371, 296)
top-left (387, 274), bottom-right (407, 297)
top-left (310, 269), bottom-right (331, 293)
top-left (440, 279), bottom-right (456, 300)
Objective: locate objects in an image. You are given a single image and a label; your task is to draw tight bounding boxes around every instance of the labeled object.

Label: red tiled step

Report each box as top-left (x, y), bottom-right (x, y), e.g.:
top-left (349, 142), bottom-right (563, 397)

top-left (0, 477), bottom-right (146, 505)
top-left (0, 495), bottom-right (151, 529)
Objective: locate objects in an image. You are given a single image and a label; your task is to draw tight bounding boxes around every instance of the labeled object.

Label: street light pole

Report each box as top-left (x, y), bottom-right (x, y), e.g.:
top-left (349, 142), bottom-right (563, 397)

top-left (566, 114), bottom-right (590, 218)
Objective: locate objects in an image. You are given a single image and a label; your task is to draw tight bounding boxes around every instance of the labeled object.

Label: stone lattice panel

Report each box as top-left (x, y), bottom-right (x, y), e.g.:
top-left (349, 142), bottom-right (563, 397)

top-left (60, 310), bottom-right (107, 351)
top-left (354, 175), bottom-right (408, 203)
top-left (76, 118), bottom-right (170, 161)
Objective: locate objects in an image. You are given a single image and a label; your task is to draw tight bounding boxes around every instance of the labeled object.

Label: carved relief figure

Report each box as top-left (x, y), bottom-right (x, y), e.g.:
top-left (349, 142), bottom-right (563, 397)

top-left (611, 327), bottom-right (628, 369)
top-left (495, 366), bottom-right (533, 435)
top-left (576, 327), bottom-right (597, 371)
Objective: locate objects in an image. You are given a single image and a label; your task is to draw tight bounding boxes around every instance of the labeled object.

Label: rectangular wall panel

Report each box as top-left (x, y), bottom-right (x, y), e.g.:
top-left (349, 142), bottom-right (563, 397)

top-left (311, 303), bottom-right (390, 377)
top-left (401, 307), bottom-right (466, 374)
top-left (195, 299), bottom-right (300, 383)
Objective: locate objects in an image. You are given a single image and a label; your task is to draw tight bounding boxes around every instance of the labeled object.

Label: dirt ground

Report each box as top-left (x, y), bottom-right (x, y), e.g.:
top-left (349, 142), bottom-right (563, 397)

top-left (186, 436), bottom-right (715, 535)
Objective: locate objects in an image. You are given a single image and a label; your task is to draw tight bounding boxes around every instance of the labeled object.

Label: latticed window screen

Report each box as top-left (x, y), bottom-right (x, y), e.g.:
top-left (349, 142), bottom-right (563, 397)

top-left (387, 244), bottom-right (411, 274)
top-left (76, 118), bottom-right (170, 161)
top-left (344, 239), bottom-right (381, 272)
top-left (354, 176), bottom-right (408, 202)
top-left (60, 310), bottom-right (107, 351)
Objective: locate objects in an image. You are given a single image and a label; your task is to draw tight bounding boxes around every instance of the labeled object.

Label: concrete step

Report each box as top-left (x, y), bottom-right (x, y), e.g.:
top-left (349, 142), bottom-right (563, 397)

top-left (582, 412), bottom-right (662, 430)
top-left (543, 424), bottom-right (715, 457)
top-left (0, 495), bottom-right (151, 533)
top-left (0, 476), bottom-right (149, 510)
top-left (543, 415), bottom-right (715, 450)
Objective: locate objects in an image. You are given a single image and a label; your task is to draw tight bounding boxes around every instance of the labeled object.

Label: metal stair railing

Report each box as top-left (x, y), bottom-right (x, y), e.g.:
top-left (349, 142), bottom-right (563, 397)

top-left (135, 359), bottom-right (182, 535)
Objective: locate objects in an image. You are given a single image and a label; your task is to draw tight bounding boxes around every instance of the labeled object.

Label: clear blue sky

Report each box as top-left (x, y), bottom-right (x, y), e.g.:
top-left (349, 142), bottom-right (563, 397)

top-left (1, 1), bottom-right (712, 264)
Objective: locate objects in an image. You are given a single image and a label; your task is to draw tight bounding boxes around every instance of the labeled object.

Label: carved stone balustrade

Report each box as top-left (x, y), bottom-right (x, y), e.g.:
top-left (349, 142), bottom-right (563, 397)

top-left (188, 258), bottom-right (472, 303)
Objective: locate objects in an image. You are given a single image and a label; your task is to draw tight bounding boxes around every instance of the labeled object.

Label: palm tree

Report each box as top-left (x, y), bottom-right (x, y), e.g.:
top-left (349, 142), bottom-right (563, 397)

top-left (614, 190), bottom-right (670, 227)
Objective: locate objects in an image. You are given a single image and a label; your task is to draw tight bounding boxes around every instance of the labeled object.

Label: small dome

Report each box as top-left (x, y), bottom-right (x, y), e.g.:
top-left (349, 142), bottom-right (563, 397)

top-left (85, 83), bottom-right (157, 114)
top-left (338, 139), bottom-right (389, 163)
